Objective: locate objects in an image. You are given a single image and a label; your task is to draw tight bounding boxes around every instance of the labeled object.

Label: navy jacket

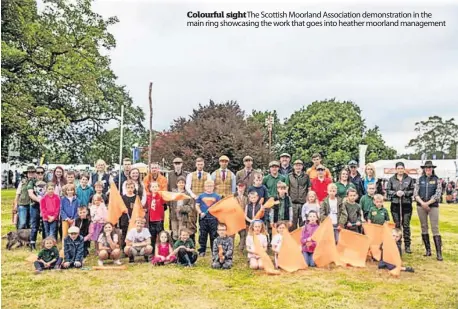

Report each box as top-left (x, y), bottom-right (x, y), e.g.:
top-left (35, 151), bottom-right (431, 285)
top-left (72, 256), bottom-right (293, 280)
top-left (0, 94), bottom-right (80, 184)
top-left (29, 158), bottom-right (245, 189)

top-left (64, 235), bottom-right (84, 263)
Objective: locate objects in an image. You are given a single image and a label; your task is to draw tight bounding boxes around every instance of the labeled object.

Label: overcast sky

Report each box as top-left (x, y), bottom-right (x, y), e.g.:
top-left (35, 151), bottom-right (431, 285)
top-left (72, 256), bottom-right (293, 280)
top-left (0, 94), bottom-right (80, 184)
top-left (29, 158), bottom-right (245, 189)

top-left (92, 1), bottom-right (458, 154)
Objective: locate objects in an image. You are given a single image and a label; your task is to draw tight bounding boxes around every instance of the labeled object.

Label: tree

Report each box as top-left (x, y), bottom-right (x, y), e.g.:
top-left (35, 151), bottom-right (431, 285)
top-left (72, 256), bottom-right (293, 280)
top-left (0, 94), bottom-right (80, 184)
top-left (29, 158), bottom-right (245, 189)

top-left (147, 100), bottom-right (270, 172)
top-left (407, 116), bottom-right (458, 159)
top-left (1, 0), bottom-right (144, 163)
top-left (280, 99), bottom-right (395, 174)
top-left (363, 126), bottom-right (397, 162)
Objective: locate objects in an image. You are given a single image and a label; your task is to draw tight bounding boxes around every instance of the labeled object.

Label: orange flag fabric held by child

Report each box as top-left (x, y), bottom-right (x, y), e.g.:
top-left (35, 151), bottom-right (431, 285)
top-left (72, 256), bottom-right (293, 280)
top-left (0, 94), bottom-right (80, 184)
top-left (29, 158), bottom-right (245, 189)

top-left (278, 230), bottom-right (308, 272)
top-left (362, 223), bottom-right (384, 261)
top-left (336, 229), bottom-right (370, 267)
top-left (254, 197), bottom-right (276, 219)
top-left (253, 233), bottom-right (280, 275)
top-left (128, 196), bottom-right (146, 231)
top-left (107, 183), bottom-right (128, 225)
top-left (290, 227), bottom-right (302, 245)
top-left (311, 217), bottom-right (342, 268)
top-left (208, 196), bottom-right (246, 236)
top-left (159, 191), bottom-right (191, 202)
top-left (382, 223), bottom-right (402, 277)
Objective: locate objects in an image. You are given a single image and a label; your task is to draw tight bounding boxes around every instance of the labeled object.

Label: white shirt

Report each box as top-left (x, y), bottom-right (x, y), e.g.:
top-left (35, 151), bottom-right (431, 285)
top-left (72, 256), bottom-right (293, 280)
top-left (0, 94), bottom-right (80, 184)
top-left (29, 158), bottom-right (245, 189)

top-left (271, 234), bottom-right (283, 253)
top-left (126, 228), bottom-right (151, 243)
top-left (329, 198), bottom-right (338, 225)
top-left (185, 171), bottom-right (211, 197)
top-left (211, 169), bottom-right (236, 193)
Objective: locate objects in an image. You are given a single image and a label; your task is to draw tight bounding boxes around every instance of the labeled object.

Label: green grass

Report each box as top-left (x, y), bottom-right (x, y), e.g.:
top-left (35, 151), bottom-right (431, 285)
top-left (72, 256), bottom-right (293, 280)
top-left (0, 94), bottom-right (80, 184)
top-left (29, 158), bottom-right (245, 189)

top-left (2, 189), bottom-right (458, 309)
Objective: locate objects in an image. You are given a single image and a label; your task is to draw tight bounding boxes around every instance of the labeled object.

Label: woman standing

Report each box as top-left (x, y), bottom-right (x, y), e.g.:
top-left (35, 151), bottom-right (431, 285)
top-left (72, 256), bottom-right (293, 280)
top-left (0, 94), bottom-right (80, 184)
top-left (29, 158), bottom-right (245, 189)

top-left (122, 168), bottom-right (146, 205)
top-left (363, 163), bottom-right (384, 195)
top-left (414, 161), bottom-right (443, 261)
top-left (91, 159), bottom-right (110, 194)
top-left (335, 168), bottom-right (356, 199)
top-left (52, 166), bottom-right (67, 197)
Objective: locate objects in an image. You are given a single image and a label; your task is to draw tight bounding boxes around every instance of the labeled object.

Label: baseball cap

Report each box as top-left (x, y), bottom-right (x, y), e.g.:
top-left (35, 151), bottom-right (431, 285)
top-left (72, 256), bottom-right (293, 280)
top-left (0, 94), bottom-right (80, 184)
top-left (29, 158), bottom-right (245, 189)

top-left (316, 164), bottom-right (325, 170)
top-left (68, 226), bottom-right (80, 234)
top-left (348, 160), bottom-right (358, 166)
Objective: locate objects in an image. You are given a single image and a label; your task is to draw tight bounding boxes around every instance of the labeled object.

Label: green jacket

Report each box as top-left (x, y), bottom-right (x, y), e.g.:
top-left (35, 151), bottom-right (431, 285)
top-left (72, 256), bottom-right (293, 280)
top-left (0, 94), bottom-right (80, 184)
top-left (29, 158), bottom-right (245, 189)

top-left (368, 207), bottom-right (389, 225)
top-left (335, 181), bottom-right (356, 199)
top-left (360, 195), bottom-right (375, 215)
top-left (320, 197), bottom-right (347, 227)
top-left (345, 202), bottom-right (362, 224)
top-left (38, 246), bottom-right (59, 263)
top-left (262, 174), bottom-right (288, 198)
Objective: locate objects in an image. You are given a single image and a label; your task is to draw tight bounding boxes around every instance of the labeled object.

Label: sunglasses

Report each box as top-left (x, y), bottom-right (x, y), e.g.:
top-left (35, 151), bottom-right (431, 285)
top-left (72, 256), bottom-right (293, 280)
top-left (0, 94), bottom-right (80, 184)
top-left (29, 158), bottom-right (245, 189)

top-left (69, 233), bottom-right (78, 235)
top-left (317, 169), bottom-right (325, 171)
top-left (173, 162), bottom-right (182, 165)
top-left (36, 172), bottom-right (44, 174)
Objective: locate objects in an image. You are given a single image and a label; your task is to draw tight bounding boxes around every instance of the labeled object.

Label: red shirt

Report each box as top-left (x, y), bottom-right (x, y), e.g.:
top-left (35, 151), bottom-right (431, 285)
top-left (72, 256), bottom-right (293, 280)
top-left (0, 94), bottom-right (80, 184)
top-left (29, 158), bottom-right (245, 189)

top-left (311, 177), bottom-right (332, 202)
top-left (146, 193), bottom-right (165, 222)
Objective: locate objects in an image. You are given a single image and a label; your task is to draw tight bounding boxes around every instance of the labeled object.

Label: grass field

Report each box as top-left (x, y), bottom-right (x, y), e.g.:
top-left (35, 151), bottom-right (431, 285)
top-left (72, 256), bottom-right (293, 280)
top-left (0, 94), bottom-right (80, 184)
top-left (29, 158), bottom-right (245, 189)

top-left (1, 189), bottom-right (458, 309)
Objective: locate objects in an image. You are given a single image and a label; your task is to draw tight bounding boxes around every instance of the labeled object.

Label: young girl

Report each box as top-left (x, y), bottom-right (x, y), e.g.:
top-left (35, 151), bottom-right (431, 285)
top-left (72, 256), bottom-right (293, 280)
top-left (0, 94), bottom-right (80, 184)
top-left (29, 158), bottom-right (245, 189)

top-left (34, 236), bottom-right (62, 273)
top-left (52, 166), bottom-right (66, 197)
top-left (271, 221), bottom-right (287, 269)
top-left (40, 183), bottom-right (61, 239)
top-left (97, 222), bottom-right (122, 266)
top-left (151, 231), bottom-right (177, 265)
top-left (301, 211), bottom-right (320, 267)
top-left (245, 220), bottom-right (268, 270)
top-left (89, 194), bottom-right (107, 252)
top-left (301, 191), bottom-right (320, 223)
top-left (89, 181), bottom-right (108, 206)
top-left (60, 184), bottom-right (80, 244)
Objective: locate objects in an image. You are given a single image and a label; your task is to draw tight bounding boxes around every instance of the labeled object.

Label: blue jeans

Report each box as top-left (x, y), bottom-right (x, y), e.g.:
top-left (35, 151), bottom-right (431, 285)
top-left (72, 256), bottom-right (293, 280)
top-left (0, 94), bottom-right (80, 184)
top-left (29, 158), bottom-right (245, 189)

top-left (17, 205), bottom-right (29, 229)
top-left (29, 205), bottom-right (41, 243)
top-left (43, 221), bottom-right (57, 239)
top-left (303, 252), bottom-right (316, 267)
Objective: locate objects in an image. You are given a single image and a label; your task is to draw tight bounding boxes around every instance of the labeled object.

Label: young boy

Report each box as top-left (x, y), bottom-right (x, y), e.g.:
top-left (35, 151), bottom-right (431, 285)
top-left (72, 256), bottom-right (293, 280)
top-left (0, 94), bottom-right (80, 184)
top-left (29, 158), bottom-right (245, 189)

top-left (89, 181), bottom-right (109, 206)
top-left (66, 170), bottom-right (76, 186)
top-left (195, 180), bottom-right (221, 257)
top-left (234, 181), bottom-right (248, 251)
top-left (75, 206), bottom-right (92, 258)
top-left (344, 188), bottom-right (362, 233)
top-left (120, 180), bottom-right (137, 252)
top-left (245, 191), bottom-right (263, 226)
top-left (248, 172), bottom-right (269, 206)
top-left (360, 183), bottom-right (376, 220)
top-left (173, 229), bottom-right (198, 267)
top-left (76, 173), bottom-right (94, 207)
top-left (172, 176), bottom-right (197, 243)
top-left (124, 217), bottom-right (153, 263)
top-left (211, 223), bottom-right (234, 269)
top-left (62, 226), bottom-right (84, 269)
top-left (320, 183), bottom-right (348, 243)
top-left (269, 182), bottom-right (293, 230)
top-left (368, 194), bottom-right (390, 225)
top-left (146, 182), bottom-right (166, 254)
top-left (379, 228), bottom-right (414, 273)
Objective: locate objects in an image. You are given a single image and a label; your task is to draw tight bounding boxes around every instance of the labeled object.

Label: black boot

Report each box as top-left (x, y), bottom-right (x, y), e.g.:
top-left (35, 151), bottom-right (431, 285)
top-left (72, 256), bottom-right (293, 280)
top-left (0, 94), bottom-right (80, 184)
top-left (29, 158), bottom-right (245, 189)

top-left (29, 243), bottom-right (36, 251)
top-left (405, 244), bottom-right (412, 254)
top-left (433, 235), bottom-right (443, 261)
top-left (422, 234), bottom-right (431, 256)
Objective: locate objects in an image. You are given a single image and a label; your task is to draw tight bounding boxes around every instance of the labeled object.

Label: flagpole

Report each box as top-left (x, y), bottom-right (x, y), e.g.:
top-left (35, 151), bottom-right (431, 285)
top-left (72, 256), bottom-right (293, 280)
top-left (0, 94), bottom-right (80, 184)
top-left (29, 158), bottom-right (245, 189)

top-left (118, 105), bottom-right (124, 191)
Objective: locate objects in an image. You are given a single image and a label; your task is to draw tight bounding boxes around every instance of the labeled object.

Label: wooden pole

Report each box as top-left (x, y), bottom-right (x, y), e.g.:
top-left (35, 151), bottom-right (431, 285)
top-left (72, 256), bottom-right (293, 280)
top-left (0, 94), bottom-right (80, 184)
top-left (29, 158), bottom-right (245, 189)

top-left (148, 82), bottom-right (153, 168)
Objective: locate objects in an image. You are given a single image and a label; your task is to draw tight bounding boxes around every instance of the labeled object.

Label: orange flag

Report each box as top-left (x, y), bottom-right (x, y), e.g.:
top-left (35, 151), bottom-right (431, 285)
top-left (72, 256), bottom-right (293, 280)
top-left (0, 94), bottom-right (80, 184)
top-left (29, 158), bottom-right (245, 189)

top-left (311, 217), bottom-right (342, 268)
top-left (290, 227), bottom-right (302, 245)
top-left (254, 198), bottom-right (276, 219)
top-left (107, 183), bottom-right (128, 225)
top-left (128, 196), bottom-right (146, 231)
top-left (362, 223), bottom-right (384, 261)
top-left (278, 231), bottom-right (308, 272)
top-left (26, 254), bottom-right (38, 263)
top-left (159, 191), bottom-right (191, 202)
top-left (253, 233), bottom-right (280, 275)
top-left (208, 197), bottom-right (246, 236)
top-left (382, 223), bottom-right (402, 277)
top-left (336, 229), bottom-right (370, 267)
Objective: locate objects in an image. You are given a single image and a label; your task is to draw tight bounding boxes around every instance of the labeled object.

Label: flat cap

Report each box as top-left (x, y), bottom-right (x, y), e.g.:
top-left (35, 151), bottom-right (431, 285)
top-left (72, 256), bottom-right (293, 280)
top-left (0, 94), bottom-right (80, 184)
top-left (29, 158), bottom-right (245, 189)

top-left (219, 155), bottom-right (230, 161)
top-left (269, 161), bottom-right (280, 167)
top-left (243, 156), bottom-right (253, 162)
top-left (293, 159), bottom-right (304, 165)
top-left (173, 157), bottom-right (183, 163)
top-left (280, 153), bottom-right (291, 158)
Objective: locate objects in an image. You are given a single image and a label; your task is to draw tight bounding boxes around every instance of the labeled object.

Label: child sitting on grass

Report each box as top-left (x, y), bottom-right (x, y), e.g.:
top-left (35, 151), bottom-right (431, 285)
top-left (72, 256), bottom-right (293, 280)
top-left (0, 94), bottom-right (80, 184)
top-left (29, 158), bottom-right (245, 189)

top-left (62, 226), bottom-right (84, 269)
top-left (124, 218), bottom-right (153, 263)
top-left (379, 228), bottom-right (414, 273)
top-left (367, 194), bottom-right (390, 225)
top-left (97, 223), bottom-right (122, 266)
top-left (246, 220), bottom-right (268, 270)
top-left (211, 223), bottom-right (234, 269)
top-left (151, 231), bottom-right (176, 266)
top-left (173, 229), bottom-right (198, 267)
top-left (34, 236), bottom-right (62, 274)
top-left (301, 211), bottom-right (320, 267)
top-left (271, 221), bottom-right (288, 269)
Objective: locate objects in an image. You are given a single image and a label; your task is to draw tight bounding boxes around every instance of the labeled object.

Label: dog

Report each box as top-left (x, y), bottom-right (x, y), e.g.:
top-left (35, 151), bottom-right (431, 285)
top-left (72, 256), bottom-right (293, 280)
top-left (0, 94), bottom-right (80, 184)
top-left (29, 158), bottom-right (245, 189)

top-left (3, 229), bottom-right (31, 250)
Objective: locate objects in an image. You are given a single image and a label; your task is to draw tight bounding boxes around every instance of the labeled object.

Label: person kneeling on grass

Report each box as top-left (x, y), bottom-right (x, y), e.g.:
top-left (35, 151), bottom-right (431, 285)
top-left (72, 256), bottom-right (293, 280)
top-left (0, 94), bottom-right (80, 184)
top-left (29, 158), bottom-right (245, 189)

top-left (245, 220), bottom-right (268, 270)
top-left (124, 217), bottom-right (153, 263)
top-left (62, 226), bottom-right (84, 269)
top-left (97, 223), bottom-right (122, 266)
top-left (379, 228), bottom-right (414, 273)
top-left (34, 236), bottom-right (62, 274)
top-left (173, 229), bottom-right (197, 267)
top-left (151, 231), bottom-right (177, 266)
top-left (211, 223), bottom-right (233, 269)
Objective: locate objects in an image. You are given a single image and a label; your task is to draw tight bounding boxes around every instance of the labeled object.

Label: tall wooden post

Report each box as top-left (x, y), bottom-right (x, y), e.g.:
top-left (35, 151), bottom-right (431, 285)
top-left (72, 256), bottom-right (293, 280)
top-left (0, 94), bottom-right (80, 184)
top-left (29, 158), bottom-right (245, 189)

top-left (148, 82), bottom-right (153, 168)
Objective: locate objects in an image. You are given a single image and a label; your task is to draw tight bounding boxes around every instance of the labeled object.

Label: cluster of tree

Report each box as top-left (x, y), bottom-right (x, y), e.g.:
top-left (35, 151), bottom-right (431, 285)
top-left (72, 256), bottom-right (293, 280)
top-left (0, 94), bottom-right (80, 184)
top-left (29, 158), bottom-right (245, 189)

top-left (1, 0), bottom-right (144, 164)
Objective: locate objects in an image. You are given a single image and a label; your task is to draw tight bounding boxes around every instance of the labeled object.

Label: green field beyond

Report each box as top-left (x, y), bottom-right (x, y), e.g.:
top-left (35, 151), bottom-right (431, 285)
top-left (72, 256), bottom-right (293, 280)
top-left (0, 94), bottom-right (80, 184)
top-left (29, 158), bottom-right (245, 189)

top-left (1, 189), bottom-right (457, 309)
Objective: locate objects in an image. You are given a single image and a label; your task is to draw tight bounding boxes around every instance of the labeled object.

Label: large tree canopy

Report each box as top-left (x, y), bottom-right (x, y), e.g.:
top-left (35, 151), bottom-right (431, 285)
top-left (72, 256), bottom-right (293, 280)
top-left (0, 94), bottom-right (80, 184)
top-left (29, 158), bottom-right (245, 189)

top-left (280, 99), bottom-right (396, 173)
top-left (1, 0), bottom-right (144, 163)
top-left (147, 101), bottom-right (270, 172)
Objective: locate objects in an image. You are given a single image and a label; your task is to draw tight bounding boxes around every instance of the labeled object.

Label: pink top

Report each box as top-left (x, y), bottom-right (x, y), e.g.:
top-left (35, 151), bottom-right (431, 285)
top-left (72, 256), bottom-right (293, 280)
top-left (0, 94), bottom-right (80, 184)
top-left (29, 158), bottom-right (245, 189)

top-left (89, 204), bottom-right (107, 223)
top-left (157, 243), bottom-right (171, 257)
top-left (40, 194), bottom-right (61, 220)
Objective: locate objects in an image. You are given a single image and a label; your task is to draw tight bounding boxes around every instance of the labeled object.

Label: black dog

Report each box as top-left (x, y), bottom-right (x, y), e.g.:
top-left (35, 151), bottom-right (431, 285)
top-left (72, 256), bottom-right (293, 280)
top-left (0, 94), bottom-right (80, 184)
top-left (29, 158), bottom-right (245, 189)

top-left (3, 229), bottom-right (31, 250)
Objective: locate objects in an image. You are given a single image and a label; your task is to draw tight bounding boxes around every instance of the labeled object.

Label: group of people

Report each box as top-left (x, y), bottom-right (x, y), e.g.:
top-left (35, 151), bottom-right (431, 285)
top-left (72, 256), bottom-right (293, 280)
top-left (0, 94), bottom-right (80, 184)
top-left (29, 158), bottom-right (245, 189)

top-left (12, 153), bottom-right (445, 274)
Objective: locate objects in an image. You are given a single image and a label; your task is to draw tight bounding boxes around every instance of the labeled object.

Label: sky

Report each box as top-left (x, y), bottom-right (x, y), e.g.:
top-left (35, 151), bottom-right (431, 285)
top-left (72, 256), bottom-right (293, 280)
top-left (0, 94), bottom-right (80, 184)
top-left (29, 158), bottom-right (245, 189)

top-left (91, 0), bottom-right (458, 154)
